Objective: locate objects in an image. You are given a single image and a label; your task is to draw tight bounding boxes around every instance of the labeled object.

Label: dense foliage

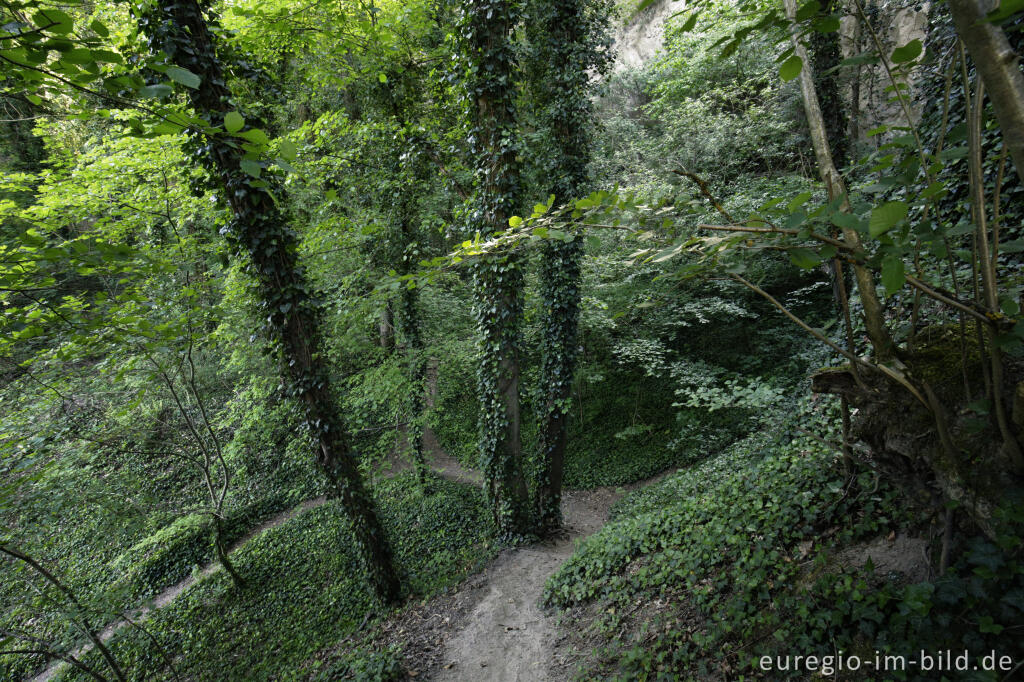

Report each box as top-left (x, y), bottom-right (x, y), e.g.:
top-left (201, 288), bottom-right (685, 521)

top-left (2, 0), bottom-right (1023, 679)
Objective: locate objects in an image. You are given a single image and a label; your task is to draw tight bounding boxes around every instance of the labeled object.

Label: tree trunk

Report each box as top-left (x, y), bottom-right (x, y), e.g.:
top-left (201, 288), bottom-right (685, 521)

top-left (784, 0), bottom-right (894, 361)
top-left (464, 0), bottom-right (531, 539)
top-left (396, 222), bottom-right (429, 487)
top-left (529, 0), bottom-right (607, 534)
top-left (948, 0), bottom-right (1024, 185)
top-left (143, 0), bottom-right (401, 604)
top-left (379, 302), bottom-right (395, 355)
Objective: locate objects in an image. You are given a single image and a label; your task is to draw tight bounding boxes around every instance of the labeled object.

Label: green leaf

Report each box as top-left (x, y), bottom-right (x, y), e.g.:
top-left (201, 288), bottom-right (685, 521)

top-left (814, 15), bottom-right (841, 32)
top-left (651, 244), bottom-right (682, 263)
top-left (881, 255), bottom-right (905, 292)
top-left (166, 66), bottom-right (201, 89)
top-left (275, 140), bottom-right (296, 163)
top-left (891, 39), bottom-right (923, 64)
top-left (1000, 297), bottom-right (1020, 317)
top-left (795, 0), bottom-right (821, 21)
top-left (239, 128), bottom-right (269, 146)
top-left (831, 211), bottom-right (861, 232)
top-left (90, 19), bottom-right (109, 37)
top-left (60, 49), bottom-right (95, 65)
top-left (788, 247), bottom-right (821, 269)
top-left (869, 201), bottom-right (908, 237)
top-left (680, 12), bottom-right (699, 31)
top-left (378, 73), bottom-right (388, 83)
top-left (138, 84), bottom-right (172, 99)
top-left (987, 0), bottom-right (1024, 23)
top-left (224, 111), bottom-right (245, 133)
top-left (32, 9), bottom-right (73, 34)
top-left (508, 216), bottom-right (523, 228)
top-left (240, 159), bottom-right (262, 178)
top-left (779, 55), bottom-right (803, 82)
top-left (786, 191), bottom-right (812, 211)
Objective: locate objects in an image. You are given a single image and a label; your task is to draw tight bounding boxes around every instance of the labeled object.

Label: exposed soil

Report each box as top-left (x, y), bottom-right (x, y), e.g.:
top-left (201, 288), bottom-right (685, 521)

top-left (430, 487), bottom-right (618, 682)
top-left (403, 473), bottom-right (670, 681)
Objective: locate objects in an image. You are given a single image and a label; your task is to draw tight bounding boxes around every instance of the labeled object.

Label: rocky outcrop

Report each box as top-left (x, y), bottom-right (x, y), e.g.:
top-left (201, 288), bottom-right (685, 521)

top-left (839, 1), bottom-right (932, 141)
top-left (612, 0), bottom-right (678, 71)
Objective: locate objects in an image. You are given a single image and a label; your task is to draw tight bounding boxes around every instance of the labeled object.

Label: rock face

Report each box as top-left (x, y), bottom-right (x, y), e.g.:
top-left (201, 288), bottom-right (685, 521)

top-left (612, 0), bottom-right (678, 71)
top-left (839, 1), bottom-right (932, 141)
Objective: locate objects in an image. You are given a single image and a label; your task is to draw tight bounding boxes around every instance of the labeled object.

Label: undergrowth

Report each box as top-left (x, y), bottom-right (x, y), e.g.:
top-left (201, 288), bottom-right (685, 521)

top-left (52, 472), bottom-right (494, 681)
top-left (544, 426), bottom-right (1024, 680)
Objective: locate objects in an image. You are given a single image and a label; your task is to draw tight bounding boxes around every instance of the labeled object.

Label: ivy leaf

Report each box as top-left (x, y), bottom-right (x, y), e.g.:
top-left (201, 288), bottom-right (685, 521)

top-left (224, 111), bottom-right (245, 133)
top-left (166, 66), bottom-right (201, 89)
top-left (881, 255), bottom-right (905, 293)
top-left (891, 39), bottom-right (923, 64)
top-left (779, 55), bottom-right (803, 82)
top-left (869, 201), bottom-right (908, 237)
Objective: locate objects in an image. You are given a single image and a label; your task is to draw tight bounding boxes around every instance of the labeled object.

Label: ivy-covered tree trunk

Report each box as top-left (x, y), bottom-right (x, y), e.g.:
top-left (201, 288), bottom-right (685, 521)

top-left (140, 0), bottom-right (401, 604)
top-left (395, 207), bottom-right (429, 488)
top-left (528, 0), bottom-right (610, 533)
top-left (462, 0), bottom-right (531, 539)
top-left (809, 0), bottom-right (848, 169)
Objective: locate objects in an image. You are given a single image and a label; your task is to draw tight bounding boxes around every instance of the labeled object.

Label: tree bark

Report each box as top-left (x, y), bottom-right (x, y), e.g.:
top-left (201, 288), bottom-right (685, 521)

top-left (143, 0), bottom-right (401, 604)
top-left (948, 0), bottom-right (1024, 185)
top-left (379, 302), bottom-right (395, 355)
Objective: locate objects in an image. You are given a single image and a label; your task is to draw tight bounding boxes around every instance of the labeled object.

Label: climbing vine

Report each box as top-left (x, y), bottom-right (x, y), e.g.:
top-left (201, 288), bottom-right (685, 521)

top-left (135, 0), bottom-right (401, 604)
top-left (524, 0), bottom-right (613, 532)
top-left (458, 0), bottom-right (531, 540)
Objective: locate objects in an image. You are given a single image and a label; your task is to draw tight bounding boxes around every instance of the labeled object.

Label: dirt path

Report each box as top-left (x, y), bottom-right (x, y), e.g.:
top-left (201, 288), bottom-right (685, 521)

top-left (31, 416), bottom-right (672, 682)
top-left (430, 479), bottom-right (661, 681)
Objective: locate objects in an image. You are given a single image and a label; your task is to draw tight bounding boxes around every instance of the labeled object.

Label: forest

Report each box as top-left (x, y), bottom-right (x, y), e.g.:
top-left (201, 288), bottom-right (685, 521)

top-left (1, 0), bottom-right (1023, 678)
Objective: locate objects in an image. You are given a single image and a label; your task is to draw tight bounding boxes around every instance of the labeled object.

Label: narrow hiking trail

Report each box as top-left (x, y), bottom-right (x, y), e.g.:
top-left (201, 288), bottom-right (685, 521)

top-left (31, 422), bottom-right (669, 682)
top-left (430, 473), bottom-right (670, 682)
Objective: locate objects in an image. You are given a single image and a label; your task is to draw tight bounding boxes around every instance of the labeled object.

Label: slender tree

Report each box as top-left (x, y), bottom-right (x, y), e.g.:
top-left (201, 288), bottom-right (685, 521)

top-left (783, 0), bottom-right (894, 361)
top-left (461, 0), bottom-right (531, 538)
top-left (137, 0), bottom-right (401, 604)
top-left (947, 0), bottom-right (1024, 185)
top-left (526, 0), bottom-right (612, 533)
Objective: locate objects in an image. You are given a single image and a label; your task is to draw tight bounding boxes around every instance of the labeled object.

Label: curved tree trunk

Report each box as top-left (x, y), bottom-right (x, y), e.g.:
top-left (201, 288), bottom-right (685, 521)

top-left (948, 0), bottom-right (1024, 185)
top-left (142, 0), bottom-right (401, 604)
